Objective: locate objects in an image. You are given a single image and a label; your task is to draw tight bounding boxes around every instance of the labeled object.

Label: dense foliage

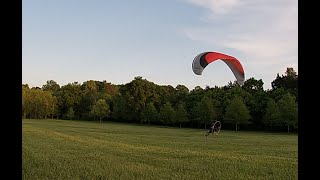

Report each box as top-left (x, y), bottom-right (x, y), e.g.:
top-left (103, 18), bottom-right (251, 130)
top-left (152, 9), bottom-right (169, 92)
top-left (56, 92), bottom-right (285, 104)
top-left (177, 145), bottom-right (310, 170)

top-left (22, 68), bottom-right (298, 132)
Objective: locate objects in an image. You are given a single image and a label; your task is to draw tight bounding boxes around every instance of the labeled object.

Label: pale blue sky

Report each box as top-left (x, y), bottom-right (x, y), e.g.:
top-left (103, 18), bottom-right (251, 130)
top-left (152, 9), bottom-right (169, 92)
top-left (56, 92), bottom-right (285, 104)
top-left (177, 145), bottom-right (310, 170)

top-left (22, 0), bottom-right (297, 90)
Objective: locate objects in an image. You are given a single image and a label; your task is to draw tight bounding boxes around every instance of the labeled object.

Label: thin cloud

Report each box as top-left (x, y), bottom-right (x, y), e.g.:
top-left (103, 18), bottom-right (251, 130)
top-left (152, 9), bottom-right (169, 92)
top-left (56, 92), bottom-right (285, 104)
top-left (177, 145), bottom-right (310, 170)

top-left (185, 0), bottom-right (242, 14)
top-left (182, 0), bottom-right (297, 88)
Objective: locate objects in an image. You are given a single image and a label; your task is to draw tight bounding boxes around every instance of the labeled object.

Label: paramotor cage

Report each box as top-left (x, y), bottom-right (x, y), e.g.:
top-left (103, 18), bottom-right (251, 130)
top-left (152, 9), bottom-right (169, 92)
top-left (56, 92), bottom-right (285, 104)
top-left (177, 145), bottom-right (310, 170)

top-left (205, 121), bottom-right (221, 136)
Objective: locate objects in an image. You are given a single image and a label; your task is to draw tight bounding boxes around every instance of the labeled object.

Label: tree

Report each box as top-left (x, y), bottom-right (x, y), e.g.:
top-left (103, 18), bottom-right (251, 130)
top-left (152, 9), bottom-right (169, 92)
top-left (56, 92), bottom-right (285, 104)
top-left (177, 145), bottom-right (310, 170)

top-left (187, 86), bottom-right (207, 124)
top-left (111, 95), bottom-right (135, 122)
top-left (22, 86), bottom-right (29, 118)
top-left (194, 96), bottom-right (216, 129)
top-left (268, 87), bottom-right (288, 102)
top-left (175, 85), bottom-right (189, 104)
top-left (22, 84), bottom-right (30, 89)
top-left (277, 93), bottom-right (298, 133)
top-left (141, 102), bottom-right (158, 125)
top-left (175, 101), bottom-right (189, 128)
top-left (42, 91), bottom-right (55, 119)
top-left (82, 80), bottom-right (98, 94)
top-left (243, 77), bottom-right (264, 93)
top-left (158, 85), bottom-right (177, 107)
top-left (176, 85), bottom-right (189, 95)
top-left (205, 86), bottom-right (225, 122)
top-left (42, 80), bottom-right (60, 94)
top-left (100, 80), bottom-right (120, 96)
top-left (193, 86), bottom-right (204, 92)
top-left (90, 99), bottom-right (111, 122)
top-left (263, 99), bottom-right (281, 131)
top-left (120, 76), bottom-right (158, 122)
top-left (242, 78), bottom-right (266, 127)
top-left (25, 89), bottom-right (48, 118)
top-left (246, 90), bottom-right (269, 128)
top-left (77, 81), bottom-right (99, 120)
top-left (159, 102), bottom-right (176, 127)
top-left (222, 85), bottom-right (251, 115)
top-left (51, 96), bottom-right (59, 119)
top-left (65, 107), bottom-right (75, 120)
top-left (224, 96), bottom-right (251, 131)
top-left (56, 82), bottom-right (82, 119)
top-left (271, 67), bottom-right (298, 100)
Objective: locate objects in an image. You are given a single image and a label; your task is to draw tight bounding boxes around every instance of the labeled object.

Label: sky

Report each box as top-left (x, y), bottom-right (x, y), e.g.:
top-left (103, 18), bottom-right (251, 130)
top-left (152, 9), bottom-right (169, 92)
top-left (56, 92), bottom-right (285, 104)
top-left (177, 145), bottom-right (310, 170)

top-left (22, 0), bottom-right (298, 90)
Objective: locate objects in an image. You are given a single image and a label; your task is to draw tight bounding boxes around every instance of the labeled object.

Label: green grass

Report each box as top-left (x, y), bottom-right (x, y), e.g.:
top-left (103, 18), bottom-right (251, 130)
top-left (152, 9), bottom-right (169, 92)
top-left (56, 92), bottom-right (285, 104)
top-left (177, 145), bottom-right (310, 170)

top-left (23, 119), bottom-right (297, 180)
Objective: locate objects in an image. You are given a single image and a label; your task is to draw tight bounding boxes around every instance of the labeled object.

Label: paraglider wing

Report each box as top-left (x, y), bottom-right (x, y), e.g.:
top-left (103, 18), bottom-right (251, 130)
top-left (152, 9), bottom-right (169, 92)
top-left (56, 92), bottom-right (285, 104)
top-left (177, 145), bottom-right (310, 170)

top-left (192, 51), bottom-right (245, 85)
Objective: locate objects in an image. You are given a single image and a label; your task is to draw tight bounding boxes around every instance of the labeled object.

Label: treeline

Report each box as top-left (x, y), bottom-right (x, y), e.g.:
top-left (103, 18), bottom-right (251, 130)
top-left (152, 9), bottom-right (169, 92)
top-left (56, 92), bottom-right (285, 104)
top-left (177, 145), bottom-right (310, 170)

top-left (22, 68), bottom-right (298, 132)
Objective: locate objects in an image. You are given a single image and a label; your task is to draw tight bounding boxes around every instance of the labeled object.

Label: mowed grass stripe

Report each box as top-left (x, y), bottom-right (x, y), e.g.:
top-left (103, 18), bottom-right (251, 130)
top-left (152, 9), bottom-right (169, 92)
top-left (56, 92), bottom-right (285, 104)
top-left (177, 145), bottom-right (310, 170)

top-left (23, 119), bottom-right (297, 180)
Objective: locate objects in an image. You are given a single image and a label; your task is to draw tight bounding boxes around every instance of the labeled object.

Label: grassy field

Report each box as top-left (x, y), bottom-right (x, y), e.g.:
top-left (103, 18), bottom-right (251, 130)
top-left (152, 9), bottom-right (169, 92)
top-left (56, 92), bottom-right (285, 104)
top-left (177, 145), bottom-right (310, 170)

top-left (22, 119), bottom-right (298, 180)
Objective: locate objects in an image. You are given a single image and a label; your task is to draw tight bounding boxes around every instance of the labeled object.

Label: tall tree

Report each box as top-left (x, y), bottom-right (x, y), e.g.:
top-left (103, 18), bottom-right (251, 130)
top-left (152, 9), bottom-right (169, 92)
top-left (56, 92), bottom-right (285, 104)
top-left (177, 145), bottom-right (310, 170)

top-left (193, 96), bottom-right (216, 129)
top-left (65, 107), bottom-right (75, 120)
top-left (42, 91), bottom-right (55, 119)
top-left (90, 99), bottom-right (111, 122)
top-left (79, 80), bottom-right (99, 120)
top-left (159, 102), bottom-right (176, 127)
top-left (111, 95), bottom-right (132, 121)
top-left (158, 85), bottom-right (177, 107)
top-left (243, 77), bottom-right (264, 93)
top-left (246, 91), bottom-right (269, 128)
top-left (205, 86), bottom-right (225, 122)
top-left (101, 81), bottom-right (120, 96)
top-left (52, 96), bottom-right (59, 119)
top-left (268, 87), bottom-right (287, 102)
top-left (120, 76), bottom-right (158, 122)
top-left (277, 93), bottom-right (298, 133)
top-left (186, 86), bottom-right (206, 122)
top-left (224, 96), bottom-right (251, 131)
top-left (26, 89), bottom-right (48, 118)
top-left (42, 80), bottom-right (60, 95)
top-left (175, 101), bottom-right (189, 128)
top-left (263, 99), bottom-right (281, 131)
top-left (22, 84), bottom-right (30, 89)
top-left (175, 85), bottom-right (189, 105)
top-left (56, 82), bottom-right (82, 119)
top-left (271, 67), bottom-right (298, 100)
top-left (141, 102), bottom-right (158, 125)
top-left (22, 86), bottom-right (28, 118)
